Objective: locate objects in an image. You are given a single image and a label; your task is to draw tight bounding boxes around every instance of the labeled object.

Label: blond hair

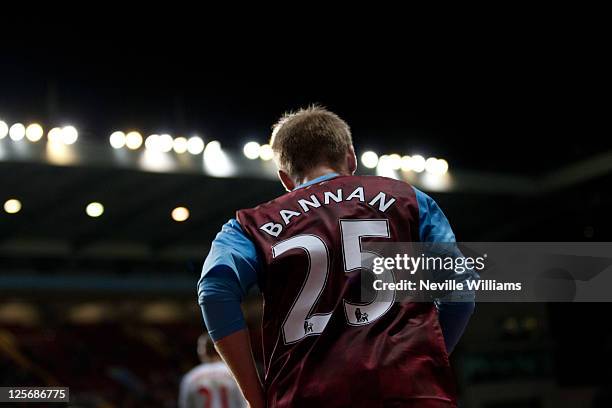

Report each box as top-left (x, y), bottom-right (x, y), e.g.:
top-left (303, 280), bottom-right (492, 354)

top-left (270, 105), bottom-right (353, 178)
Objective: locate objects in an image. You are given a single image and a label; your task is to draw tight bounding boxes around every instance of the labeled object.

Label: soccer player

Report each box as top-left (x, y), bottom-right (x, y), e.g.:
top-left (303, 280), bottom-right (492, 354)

top-left (198, 106), bottom-right (475, 408)
top-left (179, 333), bottom-right (247, 408)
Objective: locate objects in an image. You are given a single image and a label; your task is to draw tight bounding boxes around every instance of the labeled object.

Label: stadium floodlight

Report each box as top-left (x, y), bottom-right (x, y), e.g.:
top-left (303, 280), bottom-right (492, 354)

top-left (204, 140), bottom-right (222, 156)
top-left (243, 141), bottom-right (261, 160)
top-left (422, 171), bottom-right (451, 191)
top-left (187, 136), bottom-right (205, 155)
top-left (48, 127), bottom-right (63, 143)
top-left (0, 120), bottom-right (8, 139)
top-left (125, 131), bottom-right (143, 150)
top-left (145, 134), bottom-right (160, 151)
top-left (173, 137), bottom-right (188, 154)
top-left (9, 123), bottom-right (26, 141)
top-left (376, 155), bottom-right (401, 179)
top-left (424, 158), bottom-right (449, 176)
top-left (25, 123), bottom-right (44, 142)
top-left (86, 202), bottom-right (104, 218)
top-left (360, 151), bottom-right (379, 169)
top-left (411, 155), bottom-right (426, 173)
top-left (437, 159), bottom-right (449, 175)
top-left (377, 155), bottom-right (390, 169)
top-left (388, 153), bottom-right (402, 170)
top-left (425, 157), bottom-right (450, 175)
top-left (3, 198), bottom-right (22, 214)
top-left (425, 157), bottom-right (439, 174)
top-left (401, 155), bottom-right (412, 171)
top-left (203, 140), bottom-right (234, 176)
top-left (259, 144), bottom-right (274, 161)
top-left (158, 134), bottom-right (174, 153)
top-left (171, 206), bottom-right (190, 222)
top-left (61, 126), bottom-right (78, 145)
top-left (109, 131), bottom-right (126, 149)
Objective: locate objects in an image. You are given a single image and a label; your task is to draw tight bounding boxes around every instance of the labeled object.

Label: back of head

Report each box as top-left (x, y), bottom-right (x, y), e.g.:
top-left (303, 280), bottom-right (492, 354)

top-left (197, 332), bottom-right (218, 363)
top-left (270, 105), bottom-right (353, 181)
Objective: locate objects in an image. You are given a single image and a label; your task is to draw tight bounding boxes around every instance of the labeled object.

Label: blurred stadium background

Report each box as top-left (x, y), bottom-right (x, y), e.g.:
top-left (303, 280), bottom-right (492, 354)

top-left (1, 46), bottom-right (611, 408)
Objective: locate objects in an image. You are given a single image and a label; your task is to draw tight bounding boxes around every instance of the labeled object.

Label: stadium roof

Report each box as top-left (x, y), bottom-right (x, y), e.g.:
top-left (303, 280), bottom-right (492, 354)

top-left (1, 135), bottom-right (611, 261)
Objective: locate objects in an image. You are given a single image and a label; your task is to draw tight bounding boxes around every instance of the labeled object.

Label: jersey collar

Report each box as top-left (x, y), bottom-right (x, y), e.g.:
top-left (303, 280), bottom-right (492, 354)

top-left (293, 172), bottom-right (339, 190)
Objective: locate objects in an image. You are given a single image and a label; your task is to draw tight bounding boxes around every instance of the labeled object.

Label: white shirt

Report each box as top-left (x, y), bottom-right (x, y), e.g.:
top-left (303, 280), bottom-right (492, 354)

top-left (179, 361), bottom-right (246, 408)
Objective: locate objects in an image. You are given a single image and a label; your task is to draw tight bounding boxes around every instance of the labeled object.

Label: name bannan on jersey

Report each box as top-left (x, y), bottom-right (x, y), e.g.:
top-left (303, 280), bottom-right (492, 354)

top-left (259, 186), bottom-right (396, 237)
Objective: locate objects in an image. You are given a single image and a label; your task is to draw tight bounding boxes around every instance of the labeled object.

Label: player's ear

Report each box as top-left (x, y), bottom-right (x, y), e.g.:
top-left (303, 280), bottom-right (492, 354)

top-left (347, 146), bottom-right (357, 175)
top-left (278, 170), bottom-right (295, 192)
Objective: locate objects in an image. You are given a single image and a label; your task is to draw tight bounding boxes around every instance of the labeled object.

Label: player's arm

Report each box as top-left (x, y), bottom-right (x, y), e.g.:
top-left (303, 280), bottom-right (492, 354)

top-left (197, 219), bottom-right (264, 408)
top-left (413, 187), bottom-right (477, 353)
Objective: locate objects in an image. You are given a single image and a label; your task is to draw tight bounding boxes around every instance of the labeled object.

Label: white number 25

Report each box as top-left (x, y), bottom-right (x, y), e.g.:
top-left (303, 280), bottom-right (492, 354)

top-left (272, 219), bottom-right (395, 344)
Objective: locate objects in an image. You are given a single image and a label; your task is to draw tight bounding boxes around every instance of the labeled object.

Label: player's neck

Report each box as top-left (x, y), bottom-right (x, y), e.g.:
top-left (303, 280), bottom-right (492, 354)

top-left (298, 166), bottom-right (343, 186)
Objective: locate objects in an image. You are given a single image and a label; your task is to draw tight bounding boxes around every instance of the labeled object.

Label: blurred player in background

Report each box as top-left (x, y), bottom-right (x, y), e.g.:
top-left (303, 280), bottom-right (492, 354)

top-left (198, 106), bottom-right (475, 408)
top-left (179, 333), bottom-right (246, 408)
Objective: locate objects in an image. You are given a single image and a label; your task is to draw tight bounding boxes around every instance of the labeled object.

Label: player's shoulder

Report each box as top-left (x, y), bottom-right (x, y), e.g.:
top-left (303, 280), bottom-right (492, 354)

top-left (238, 174), bottom-right (415, 214)
top-left (182, 362), bottom-right (231, 384)
top-left (181, 364), bottom-right (203, 389)
top-left (182, 363), bottom-right (208, 382)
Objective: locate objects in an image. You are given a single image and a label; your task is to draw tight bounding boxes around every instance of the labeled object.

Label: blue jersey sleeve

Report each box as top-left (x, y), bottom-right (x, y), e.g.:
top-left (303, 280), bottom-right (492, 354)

top-left (414, 187), bottom-right (456, 243)
top-left (197, 219), bottom-right (260, 341)
top-left (413, 187), bottom-right (476, 353)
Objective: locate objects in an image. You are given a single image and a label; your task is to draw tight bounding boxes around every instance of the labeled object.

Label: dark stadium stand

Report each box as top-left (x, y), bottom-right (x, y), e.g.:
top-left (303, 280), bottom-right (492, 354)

top-left (1, 322), bottom-right (224, 406)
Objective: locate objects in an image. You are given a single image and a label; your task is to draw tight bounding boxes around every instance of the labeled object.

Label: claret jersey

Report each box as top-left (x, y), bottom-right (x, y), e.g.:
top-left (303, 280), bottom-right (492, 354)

top-left (236, 175), bottom-right (456, 408)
